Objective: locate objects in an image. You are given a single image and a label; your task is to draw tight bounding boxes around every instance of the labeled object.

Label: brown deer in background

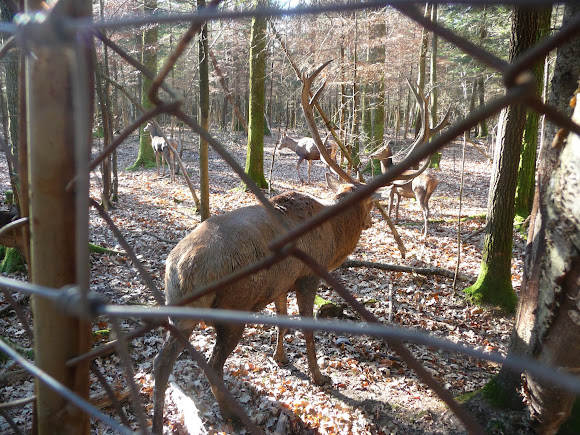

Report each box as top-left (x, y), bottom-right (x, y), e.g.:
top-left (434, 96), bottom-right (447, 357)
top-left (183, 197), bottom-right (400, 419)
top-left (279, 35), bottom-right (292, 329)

top-left (276, 131), bottom-right (338, 183)
top-left (152, 172), bottom-right (374, 430)
top-left (144, 122), bottom-right (178, 181)
top-left (371, 142), bottom-right (439, 238)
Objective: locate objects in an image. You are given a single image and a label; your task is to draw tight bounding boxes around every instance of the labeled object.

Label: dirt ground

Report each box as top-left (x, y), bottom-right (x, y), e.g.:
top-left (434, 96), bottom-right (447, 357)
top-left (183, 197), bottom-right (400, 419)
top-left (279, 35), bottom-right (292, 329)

top-left (0, 128), bottom-right (529, 434)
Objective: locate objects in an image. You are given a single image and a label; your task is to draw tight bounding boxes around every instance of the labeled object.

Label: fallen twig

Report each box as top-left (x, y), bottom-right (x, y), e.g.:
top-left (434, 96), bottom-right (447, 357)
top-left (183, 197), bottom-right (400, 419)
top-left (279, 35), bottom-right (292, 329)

top-left (341, 259), bottom-right (476, 283)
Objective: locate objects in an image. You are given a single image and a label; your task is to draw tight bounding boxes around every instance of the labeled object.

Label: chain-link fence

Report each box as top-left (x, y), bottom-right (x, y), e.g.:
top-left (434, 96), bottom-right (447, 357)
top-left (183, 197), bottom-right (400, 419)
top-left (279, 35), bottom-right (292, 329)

top-left (0, 1), bottom-right (579, 433)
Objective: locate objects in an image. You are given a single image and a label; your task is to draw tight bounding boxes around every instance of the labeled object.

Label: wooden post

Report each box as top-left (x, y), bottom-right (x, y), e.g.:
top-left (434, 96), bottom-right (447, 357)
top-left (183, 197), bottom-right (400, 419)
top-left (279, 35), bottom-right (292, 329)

top-left (25, 1), bottom-right (93, 433)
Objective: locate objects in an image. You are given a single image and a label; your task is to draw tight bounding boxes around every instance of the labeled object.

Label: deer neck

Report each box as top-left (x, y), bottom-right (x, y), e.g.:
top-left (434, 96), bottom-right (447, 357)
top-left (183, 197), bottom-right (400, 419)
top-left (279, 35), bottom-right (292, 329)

top-left (280, 137), bottom-right (298, 152)
top-left (380, 156), bottom-right (393, 174)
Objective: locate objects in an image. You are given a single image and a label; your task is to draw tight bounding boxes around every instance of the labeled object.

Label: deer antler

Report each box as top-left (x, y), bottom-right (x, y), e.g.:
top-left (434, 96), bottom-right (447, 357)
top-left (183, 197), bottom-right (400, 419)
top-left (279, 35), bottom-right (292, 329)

top-left (388, 80), bottom-right (451, 183)
top-left (300, 61), bottom-right (357, 184)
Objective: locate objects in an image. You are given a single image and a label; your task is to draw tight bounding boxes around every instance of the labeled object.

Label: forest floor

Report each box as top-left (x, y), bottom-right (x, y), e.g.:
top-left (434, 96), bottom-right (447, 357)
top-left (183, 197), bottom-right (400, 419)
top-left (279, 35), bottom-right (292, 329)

top-left (0, 128), bottom-right (532, 434)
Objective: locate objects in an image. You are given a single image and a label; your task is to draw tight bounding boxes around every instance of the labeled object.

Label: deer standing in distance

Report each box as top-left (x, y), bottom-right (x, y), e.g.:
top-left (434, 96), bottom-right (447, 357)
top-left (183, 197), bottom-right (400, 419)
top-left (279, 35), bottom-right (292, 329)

top-left (371, 142), bottom-right (439, 238)
top-left (276, 131), bottom-right (338, 184)
top-left (368, 77), bottom-right (450, 238)
top-left (152, 173), bottom-right (375, 430)
top-left (144, 122), bottom-right (178, 182)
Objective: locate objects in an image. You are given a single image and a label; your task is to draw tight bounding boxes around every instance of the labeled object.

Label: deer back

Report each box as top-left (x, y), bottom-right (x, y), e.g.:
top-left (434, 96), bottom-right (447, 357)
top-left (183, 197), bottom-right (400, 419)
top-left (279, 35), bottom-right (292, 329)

top-left (165, 185), bottom-right (373, 311)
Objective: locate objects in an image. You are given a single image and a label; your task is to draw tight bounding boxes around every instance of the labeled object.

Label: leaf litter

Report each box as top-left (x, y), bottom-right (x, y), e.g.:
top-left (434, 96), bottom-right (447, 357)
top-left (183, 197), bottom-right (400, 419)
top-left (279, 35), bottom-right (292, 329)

top-left (0, 130), bottom-right (527, 434)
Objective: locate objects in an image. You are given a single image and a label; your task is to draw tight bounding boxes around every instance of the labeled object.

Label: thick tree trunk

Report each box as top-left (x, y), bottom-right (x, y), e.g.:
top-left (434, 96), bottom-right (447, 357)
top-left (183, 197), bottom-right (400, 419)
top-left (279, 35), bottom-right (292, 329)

top-left (464, 7), bottom-right (540, 312)
top-left (514, 8), bottom-right (551, 219)
top-left (494, 5), bottom-right (580, 429)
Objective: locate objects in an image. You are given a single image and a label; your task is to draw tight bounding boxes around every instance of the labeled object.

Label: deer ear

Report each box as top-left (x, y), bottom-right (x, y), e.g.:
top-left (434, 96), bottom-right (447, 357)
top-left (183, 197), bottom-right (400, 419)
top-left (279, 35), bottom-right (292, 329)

top-left (325, 172), bottom-right (342, 193)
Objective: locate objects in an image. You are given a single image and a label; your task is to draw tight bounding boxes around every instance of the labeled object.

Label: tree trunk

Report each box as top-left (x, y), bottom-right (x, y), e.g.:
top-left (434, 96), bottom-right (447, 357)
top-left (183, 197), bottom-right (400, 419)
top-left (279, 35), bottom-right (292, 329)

top-left (198, 0), bottom-right (210, 220)
top-left (463, 7), bottom-right (540, 313)
top-left (514, 8), bottom-right (551, 220)
top-left (244, 0), bottom-right (269, 189)
top-left (350, 13), bottom-right (361, 168)
top-left (129, 0), bottom-right (157, 170)
top-left (476, 6), bottom-right (489, 137)
top-left (414, 3), bottom-right (431, 138)
top-left (494, 4), bottom-right (580, 432)
top-left (429, 4), bottom-right (441, 168)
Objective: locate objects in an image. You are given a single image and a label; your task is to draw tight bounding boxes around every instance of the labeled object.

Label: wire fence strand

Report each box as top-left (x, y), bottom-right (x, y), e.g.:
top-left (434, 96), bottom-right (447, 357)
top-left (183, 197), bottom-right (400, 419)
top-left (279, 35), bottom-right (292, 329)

top-left (0, 1), bottom-right (579, 433)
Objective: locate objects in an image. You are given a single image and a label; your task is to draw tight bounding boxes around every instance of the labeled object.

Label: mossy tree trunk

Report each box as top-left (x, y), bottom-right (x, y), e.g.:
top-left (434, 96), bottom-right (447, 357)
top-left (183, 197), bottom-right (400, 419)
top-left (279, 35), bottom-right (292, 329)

top-left (244, 0), bottom-right (269, 189)
top-left (129, 0), bottom-right (157, 170)
top-left (0, 3), bottom-right (27, 270)
top-left (492, 5), bottom-right (580, 431)
top-left (514, 8), bottom-right (551, 220)
top-left (428, 4), bottom-right (441, 168)
top-left (198, 0), bottom-right (210, 220)
top-left (464, 7), bottom-right (540, 313)
top-left (414, 4), bottom-right (430, 138)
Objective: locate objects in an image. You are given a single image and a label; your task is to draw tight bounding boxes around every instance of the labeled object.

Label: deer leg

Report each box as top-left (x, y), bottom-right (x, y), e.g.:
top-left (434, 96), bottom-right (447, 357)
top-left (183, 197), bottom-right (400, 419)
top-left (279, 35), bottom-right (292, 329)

top-left (153, 325), bottom-right (194, 434)
top-left (163, 148), bottom-right (172, 181)
top-left (208, 323), bottom-right (246, 420)
top-left (155, 153), bottom-right (160, 176)
top-left (415, 187), bottom-right (429, 238)
top-left (388, 188), bottom-right (395, 218)
top-left (394, 191), bottom-right (401, 224)
top-left (274, 292), bottom-right (288, 365)
top-left (296, 277), bottom-right (331, 385)
top-left (296, 157), bottom-right (305, 183)
top-left (307, 160), bottom-right (312, 184)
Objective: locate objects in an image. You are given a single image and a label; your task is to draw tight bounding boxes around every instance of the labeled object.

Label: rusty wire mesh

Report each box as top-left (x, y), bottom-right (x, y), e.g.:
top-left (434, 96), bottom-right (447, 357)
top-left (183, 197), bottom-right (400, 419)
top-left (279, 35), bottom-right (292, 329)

top-left (0, 1), bottom-right (579, 434)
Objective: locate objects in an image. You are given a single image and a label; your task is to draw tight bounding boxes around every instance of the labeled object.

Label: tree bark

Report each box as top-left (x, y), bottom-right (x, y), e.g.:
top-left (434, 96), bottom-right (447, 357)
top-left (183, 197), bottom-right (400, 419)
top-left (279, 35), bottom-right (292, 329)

top-left (493, 5), bottom-right (580, 428)
top-left (198, 0), bottom-right (210, 220)
top-left (464, 7), bottom-right (540, 312)
top-left (244, 0), bottom-right (269, 189)
top-left (514, 8), bottom-right (551, 219)
top-left (129, 0), bottom-right (157, 170)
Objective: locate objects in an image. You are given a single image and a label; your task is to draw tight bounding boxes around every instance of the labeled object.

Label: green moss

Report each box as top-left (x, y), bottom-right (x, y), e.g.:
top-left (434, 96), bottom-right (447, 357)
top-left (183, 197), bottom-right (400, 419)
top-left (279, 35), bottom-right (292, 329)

top-left (0, 338), bottom-right (34, 362)
top-left (314, 295), bottom-right (328, 307)
top-left (558, 398), bottom-right (580, 435)
top-left (429, 152), bottom-right (442, 170)
top-left (481, 376), bottom-right (513, 409)
top-left (89, 243), bottom-right (125, 256)
top-left (126, 160), bottom-right (156, 171)
top-left (0, 247), bottom-right (26, 274)
top-left (464, 259), bottom-right (518, 313)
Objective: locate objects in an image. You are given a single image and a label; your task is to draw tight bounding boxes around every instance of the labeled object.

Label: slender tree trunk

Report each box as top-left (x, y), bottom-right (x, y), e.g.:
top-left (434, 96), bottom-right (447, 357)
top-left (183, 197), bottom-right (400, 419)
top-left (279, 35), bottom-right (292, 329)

top-left (198, 0), bottom-right (210, 220)
top-left (429, 4), bottom-right (441, 168)
top-left (130, 0), bottom-right (157, 169)
top-left (244, 0), bottom-right (269, 188)
top-left (350, 13), bottom-right (360, 168)
top-left (414, 3), bottom-right (431, 138)
top-left (476, 6), bottom-right (489, 138)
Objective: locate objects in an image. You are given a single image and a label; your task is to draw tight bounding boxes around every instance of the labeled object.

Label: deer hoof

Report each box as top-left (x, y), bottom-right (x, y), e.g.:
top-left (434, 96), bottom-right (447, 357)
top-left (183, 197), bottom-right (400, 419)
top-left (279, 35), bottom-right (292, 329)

top-left (312, 372), bottom-right (331, 386)
top-left (274, 353), bottom-right (288, 365)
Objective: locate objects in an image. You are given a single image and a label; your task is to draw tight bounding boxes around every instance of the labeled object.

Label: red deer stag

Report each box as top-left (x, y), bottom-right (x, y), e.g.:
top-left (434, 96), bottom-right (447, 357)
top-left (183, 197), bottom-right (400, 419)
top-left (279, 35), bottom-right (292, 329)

top-left (371, 142), bottom-right (439, 238)
top-left (153, 63), bottom-right (373, 431)
top-left (152, 173), bottom-right (374, 430)
top-left (276, 131), bottom-right (338, 184)
top-left (144, 122), bottom-right (178, 181)
top-left (370, 80), bottom-right (450, 238)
